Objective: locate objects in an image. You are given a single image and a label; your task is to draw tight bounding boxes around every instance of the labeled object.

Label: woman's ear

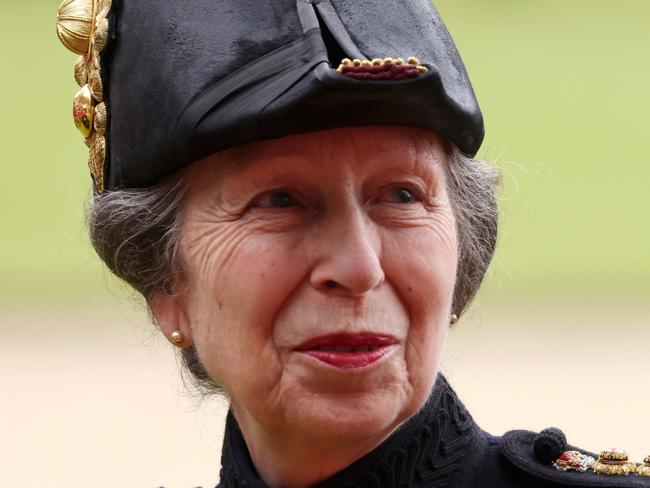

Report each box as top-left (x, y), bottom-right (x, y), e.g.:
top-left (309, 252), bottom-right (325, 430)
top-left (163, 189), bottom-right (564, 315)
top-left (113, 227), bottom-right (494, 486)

top-left (149, 291), bottom-right (194, 348)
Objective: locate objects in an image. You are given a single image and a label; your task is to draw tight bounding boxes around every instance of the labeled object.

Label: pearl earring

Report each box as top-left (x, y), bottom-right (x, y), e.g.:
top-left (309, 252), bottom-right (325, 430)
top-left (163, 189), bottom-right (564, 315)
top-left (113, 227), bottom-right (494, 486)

top-left (450, 314), bottom-right (458, 325)
top-left (170, 330), bottom-right (183, 345)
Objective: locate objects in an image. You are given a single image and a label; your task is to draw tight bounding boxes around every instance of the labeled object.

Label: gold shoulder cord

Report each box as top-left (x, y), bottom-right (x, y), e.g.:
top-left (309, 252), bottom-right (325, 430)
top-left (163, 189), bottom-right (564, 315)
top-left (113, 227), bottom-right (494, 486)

top-left (56, 0), bottom-right (111, 192)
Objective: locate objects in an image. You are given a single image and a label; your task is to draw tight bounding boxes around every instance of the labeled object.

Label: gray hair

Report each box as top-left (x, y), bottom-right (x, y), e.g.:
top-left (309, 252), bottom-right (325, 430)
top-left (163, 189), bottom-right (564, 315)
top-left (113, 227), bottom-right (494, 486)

top-left (88, 143), bottom-right (500, 395)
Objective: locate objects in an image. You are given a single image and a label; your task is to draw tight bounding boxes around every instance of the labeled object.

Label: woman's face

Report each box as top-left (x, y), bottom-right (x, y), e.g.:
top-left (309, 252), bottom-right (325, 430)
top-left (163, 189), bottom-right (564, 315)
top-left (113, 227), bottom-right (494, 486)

top-left (160, 126), bottom-right (458, 444)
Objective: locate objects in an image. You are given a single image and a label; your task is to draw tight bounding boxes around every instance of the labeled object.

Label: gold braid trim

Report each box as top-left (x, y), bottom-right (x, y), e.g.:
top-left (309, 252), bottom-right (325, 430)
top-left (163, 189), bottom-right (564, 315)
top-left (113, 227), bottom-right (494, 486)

top-left (56, 0), bottom-right (111, 192)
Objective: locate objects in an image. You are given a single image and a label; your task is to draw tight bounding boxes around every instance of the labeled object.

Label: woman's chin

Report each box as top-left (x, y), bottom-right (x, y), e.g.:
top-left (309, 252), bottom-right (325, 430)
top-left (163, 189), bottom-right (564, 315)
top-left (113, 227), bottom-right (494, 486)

top-left (281, 386), bottom-right (421, 442)
top-left (263, 351), bottom-right (430, 441)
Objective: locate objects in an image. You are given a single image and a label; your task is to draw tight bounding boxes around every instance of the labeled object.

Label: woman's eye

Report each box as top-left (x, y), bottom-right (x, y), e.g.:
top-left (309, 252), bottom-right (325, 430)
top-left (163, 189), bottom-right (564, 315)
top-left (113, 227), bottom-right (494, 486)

top-left (256, 190), bottom-right (298, 208)
top-left (384, 187), bottom-right (417, 204)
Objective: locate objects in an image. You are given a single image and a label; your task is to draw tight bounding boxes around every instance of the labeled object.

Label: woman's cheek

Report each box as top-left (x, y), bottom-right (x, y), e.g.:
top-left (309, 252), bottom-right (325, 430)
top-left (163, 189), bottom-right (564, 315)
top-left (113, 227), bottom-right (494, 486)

top-left (382, 219), bottom-right (456, 358)
top-left (383, 214), bottom-right (457, 287)
top-left (189, 231), bottom-right (308, 395)
top-left (189, 225), bottom-right (307, 341)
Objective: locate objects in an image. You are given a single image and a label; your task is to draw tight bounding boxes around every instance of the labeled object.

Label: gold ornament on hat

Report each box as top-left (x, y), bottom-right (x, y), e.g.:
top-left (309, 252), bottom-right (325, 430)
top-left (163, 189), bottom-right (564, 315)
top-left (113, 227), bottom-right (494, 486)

top-left (56, 0), bottom-right (96, 56)
top-left (336, 56), bottom-right (429, 80)
top-left (56, 0), bottom-right (112, 192)
top-left (73, 85), bottom-right (94, 138)
top-left (97, 0), bottom-right (112, 18)
top-left (592, 448), bottom-right (637, 476)
top-left (88, 132), bottom-right (106, 192)
top-left (639, 455), bottom-right (650, 477)
top-left (73, 56), bottom-right (87, 86)
top-left (94, 102), bottom-right (106, 136)
top-left (92, 17), bottom-right (109, 52)
top-left (87, 63), bottom-right (104, 102)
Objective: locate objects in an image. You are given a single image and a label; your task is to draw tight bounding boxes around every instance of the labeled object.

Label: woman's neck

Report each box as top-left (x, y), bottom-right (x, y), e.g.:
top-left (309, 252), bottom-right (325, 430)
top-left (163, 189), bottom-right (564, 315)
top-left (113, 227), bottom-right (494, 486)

top-left (219, 375), bottom-right (485, 488)
top-left (234, 407), bottom-right (401, 488)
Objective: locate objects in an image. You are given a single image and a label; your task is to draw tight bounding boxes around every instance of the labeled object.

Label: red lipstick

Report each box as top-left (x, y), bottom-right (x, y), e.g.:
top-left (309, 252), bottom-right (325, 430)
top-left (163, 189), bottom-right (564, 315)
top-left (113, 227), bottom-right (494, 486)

top-left (296, 333), bottom-right (398, 369)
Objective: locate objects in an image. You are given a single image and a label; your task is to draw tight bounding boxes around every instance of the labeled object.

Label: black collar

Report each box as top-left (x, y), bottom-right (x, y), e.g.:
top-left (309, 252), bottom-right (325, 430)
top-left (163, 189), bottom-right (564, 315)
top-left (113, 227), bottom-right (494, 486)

top-left (217, 375), bottom-right (488, 488)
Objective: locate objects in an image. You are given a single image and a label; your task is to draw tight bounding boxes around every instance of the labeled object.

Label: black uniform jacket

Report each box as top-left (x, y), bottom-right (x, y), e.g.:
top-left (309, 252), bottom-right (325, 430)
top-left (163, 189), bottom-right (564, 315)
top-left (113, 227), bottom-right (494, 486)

top-left (216, 375), bottom-right (649, 487)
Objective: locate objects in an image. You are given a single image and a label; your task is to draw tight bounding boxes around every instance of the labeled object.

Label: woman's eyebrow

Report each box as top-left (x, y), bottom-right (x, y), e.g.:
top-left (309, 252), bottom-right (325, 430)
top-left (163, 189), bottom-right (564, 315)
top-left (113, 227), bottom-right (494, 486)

top-left (369, 147), bottom-right (441, 174)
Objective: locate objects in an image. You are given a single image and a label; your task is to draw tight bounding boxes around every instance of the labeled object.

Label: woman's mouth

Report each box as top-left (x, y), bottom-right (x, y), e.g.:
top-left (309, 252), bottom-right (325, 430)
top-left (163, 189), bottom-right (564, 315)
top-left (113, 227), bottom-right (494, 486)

top-left (295, 333), bottom-right (398, 369)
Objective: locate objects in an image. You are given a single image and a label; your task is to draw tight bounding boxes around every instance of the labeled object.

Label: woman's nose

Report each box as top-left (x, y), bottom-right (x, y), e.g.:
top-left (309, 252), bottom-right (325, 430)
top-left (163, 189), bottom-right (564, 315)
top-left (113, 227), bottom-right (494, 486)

top-left (309, 210), bottom-right (385, 297)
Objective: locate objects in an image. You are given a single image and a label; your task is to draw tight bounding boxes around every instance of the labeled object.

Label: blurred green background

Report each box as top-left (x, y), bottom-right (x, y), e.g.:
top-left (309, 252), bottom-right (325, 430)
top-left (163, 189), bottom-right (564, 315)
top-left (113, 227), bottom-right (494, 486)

top-left (1, 0), bottom-right (648, 305)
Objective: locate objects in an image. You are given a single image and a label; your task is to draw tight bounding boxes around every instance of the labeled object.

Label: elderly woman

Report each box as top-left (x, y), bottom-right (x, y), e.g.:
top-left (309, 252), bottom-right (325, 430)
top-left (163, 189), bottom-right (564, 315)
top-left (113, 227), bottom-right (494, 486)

top-left (56, 0), bottom-right (650, 487)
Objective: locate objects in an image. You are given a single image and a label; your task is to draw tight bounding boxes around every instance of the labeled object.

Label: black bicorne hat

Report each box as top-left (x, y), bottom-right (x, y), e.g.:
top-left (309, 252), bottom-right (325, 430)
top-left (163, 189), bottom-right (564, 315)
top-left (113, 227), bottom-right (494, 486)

top-left (57, 0), bottom-right (484, 192)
